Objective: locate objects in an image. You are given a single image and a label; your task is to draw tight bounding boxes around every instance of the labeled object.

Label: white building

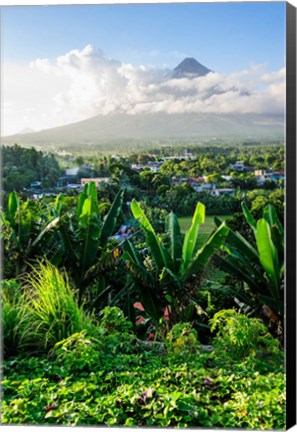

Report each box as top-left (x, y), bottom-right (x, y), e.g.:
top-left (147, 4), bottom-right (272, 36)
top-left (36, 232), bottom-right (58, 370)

top-left (230, 161), bottom-right (245, 171)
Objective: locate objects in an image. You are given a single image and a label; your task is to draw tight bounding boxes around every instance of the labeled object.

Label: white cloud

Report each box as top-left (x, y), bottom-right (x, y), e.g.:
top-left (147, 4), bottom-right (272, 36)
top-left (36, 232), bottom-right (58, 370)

top-left (2, 44), bottom-right (285, 136)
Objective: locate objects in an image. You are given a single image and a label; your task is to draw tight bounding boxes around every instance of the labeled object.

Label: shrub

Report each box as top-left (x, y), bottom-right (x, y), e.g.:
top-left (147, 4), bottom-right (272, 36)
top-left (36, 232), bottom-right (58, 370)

top-left (98, 306), bottom-right (133, 334)
top-left (51, 330), bottom-right (102, 372)
top-left (166, 322), bottom-right (200, 354)
top-left (2, 279), bottom-right (31, 356)
top-left (210, 309), bottom-right (280, 360)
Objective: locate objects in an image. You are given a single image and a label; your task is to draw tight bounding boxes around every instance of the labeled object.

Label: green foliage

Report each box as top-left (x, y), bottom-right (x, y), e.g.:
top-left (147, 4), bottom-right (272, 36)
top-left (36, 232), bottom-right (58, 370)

top-left (1, 144), bottom-right (285, 429)
top-left (3, 144), bottom-right (62, 191)
top-left (210, 309), bottom-right (280, 360)
top-left (1, 192), bottom-right (60, 277)
top-left (215, 203), bottom-right (284, 319)
top-left (231, 172), bottom-right (258, 190)
top-left (48, 183), bottom-right (124, 303)
top-left (134, 201), bottom-right (168, 232)
top-left (2, 279), bottom-right (31, 356)
top-left (51, 307), bottom-right (139, 373)
top-left (51, 330), bottom-right (103, 372)
top-left (166, 323), bottom-right (200, 354)
top-left (2, 324), bottom-right (285, 428)
top-left (23, 262), bottom-right (93, 351)
top-left (99, 306), bottom-right (133, 334)
top-left (123, 201), bottom-right (229, 324)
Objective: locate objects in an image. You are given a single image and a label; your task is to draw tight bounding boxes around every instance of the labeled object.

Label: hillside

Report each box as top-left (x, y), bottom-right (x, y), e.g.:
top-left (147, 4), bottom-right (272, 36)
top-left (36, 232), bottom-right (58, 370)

top-left (1, 112), bottom-right (284, 150)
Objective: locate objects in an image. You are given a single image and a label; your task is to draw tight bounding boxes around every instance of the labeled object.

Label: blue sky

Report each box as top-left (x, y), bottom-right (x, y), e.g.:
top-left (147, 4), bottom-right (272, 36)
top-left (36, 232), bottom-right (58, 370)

top-left (1, 2), bottom-right (286, 136)
top-left (2, 2), bottom-right (286, 73)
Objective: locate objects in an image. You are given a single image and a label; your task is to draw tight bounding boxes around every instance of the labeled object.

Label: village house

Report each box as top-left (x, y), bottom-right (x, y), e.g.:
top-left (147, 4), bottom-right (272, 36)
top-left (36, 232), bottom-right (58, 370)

top-left (230, 161), bottom-right (245, 171)
top-left (230, 161), bottom-right (254, 172)
top-left (171, 177), bottom-right (190, 186)
top-left (30, 181), bottom-right (42, 189)
top-left (81, 177), bottom-right (112, 188)
top-left (191, 183), bottom-right (215, 193)
top-left (161, 151), bottom-right (196, 162)
top-left (254, 169), bottom-right (285, 185)
top-left (65, 167), bottom-right (80, 176)
top-left (131, 162), bottom-right (162, 173)
top-left (210, 187), bottom-right (236, 197)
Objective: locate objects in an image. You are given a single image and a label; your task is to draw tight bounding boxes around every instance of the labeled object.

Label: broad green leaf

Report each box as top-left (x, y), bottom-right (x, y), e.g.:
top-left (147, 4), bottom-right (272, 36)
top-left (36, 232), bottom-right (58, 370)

top-left (182, 202), bottom-right (205, 269)
top-left (80, 214), bottom-right (100, 273)
top-left (263, 204), bottom-right (284, 237)
top-left (183, 222), bottom-right (229, 280)
top-left (256, 219), bottom-right (280, 297)
top-left (165, 212), bottom-right (182, 265)
top-left (54, 194), bottom-right (64, 216)
top-left (214, 216), bottom-right (223, 228)
top-left (88, 181), bottom-right (100, 214)
top-left (31, 217), bottom-right (60, 247)
top-left (215, 254), bottom-right (267, 294)
top-left (122, 251), bottom-right (161, 320)
top-left (263, 205), bottom-right (284, 252)
top-left (123, 239), bottom-right (143, 268)
top-left (241, 202), bottom-right (257, 234)
top-left (222, 243), bottom-right (264, 283)
top-left (8, 192), bottom-right (19, 222)
top-left (77, 183), bottom-right (89, 219)
top-left (131, 199), bottom-right (167, 271)
top-left (100, 189), bottom-right (124, 247)
top-left (225, 228), bottom-right (259, 264)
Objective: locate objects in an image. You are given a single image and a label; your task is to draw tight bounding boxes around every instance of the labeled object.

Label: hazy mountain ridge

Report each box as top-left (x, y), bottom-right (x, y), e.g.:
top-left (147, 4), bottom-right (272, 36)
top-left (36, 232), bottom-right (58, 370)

top-left (2, 112), bottom-right (284, 149)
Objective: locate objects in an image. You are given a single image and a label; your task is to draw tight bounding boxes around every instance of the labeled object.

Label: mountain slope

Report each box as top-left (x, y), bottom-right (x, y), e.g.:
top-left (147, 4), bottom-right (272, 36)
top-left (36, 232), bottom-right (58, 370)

top-left (171, 57), bottom-right (212, 78)
top-left (1, 112), bottom-right (284, 149)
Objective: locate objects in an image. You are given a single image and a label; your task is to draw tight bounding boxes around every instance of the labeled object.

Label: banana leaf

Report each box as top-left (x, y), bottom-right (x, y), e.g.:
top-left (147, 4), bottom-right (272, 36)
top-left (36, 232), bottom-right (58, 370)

top-left (241, 201), bottom-right (257, 234)
top-left (183, 222), bottom-right (229, 280)
top-left (182, 202), bottom-right (205, 269)
top-left (8, 191), bottom-right (19, 222)
top-left (131, 199), bottom-right (168, 271)
top-left (256, 218), bottom-right (280, 299)
top-left (100, 189), bottom-right (124, 247)
top-left (165, 212), bottom-right (182, 269)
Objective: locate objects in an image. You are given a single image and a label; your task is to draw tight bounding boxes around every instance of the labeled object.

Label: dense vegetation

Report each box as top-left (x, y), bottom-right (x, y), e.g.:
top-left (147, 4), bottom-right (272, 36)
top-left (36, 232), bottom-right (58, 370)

top-left (2, 145), bottom-right (62, 191)
top-left (1, 143), bottom-right (285, 428)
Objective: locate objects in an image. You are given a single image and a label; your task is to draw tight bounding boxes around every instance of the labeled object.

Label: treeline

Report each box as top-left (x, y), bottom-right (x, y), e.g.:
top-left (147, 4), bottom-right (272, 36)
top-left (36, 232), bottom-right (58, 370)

top-left (2, 144), bottom-right (62, 191)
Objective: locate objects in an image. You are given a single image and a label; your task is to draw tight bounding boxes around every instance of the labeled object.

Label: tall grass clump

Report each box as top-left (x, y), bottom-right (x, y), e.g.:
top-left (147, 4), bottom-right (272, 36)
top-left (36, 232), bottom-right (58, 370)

top-left (25, 261), bottom-right (93, 351)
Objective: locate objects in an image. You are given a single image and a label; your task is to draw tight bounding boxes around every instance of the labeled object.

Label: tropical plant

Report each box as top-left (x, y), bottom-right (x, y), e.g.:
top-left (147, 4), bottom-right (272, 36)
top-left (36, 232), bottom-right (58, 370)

top-left (1, 192), bottom-right (60, 277)
top-left (166, 322), bottom-right (200, 354)
top-left (210, 309), bottom-right (281, 360)
top-left (123, 200), bottom-right (229, 325)
top-left (2, 279), bottom-right (31, 356)
top-left (2, 318), bottom-right (285, 428)
top-left (53, 182), bottom-right (124, 304)
top-left (214, 202), bottom-right (284, 322)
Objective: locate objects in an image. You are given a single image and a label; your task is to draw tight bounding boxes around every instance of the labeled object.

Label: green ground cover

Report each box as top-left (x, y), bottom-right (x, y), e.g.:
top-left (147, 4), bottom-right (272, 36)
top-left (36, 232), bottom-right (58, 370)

top-left (2, 186), bottom-right (285, 429)
top-left (2, 312), bottom-right (285, 429)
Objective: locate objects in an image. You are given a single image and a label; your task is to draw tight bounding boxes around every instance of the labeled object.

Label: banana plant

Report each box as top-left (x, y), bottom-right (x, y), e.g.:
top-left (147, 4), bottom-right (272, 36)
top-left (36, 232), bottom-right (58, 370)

top-left (123, 200), bottom-right (229, 324)
top-left (1, 192), bottom-right (60, 277)
top-left (214, 202), bottom-right (284, 319)
top-left (56, 182), bottom-right (124, 304)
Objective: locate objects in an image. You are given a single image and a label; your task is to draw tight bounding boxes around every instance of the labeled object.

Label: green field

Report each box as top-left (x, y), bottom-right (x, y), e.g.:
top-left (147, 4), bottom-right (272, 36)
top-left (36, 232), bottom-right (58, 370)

top-left (178, 214), bottom-right (230, 243)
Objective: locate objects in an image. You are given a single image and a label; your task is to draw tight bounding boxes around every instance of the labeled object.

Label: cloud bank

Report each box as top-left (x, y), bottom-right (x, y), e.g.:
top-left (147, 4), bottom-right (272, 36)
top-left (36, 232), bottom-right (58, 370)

top-left (3, 44), bottom-right (285, 135)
